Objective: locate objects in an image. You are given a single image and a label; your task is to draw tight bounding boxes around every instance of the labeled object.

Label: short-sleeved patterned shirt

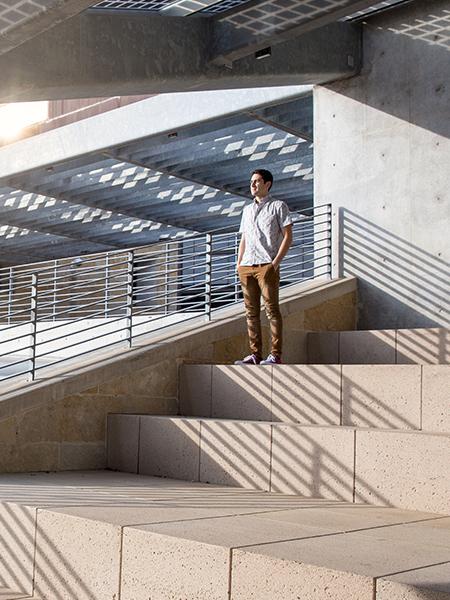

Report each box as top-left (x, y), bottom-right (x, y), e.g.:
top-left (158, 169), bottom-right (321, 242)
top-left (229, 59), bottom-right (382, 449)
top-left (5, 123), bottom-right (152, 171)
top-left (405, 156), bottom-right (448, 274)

top-left (239, 195), bottom-right (292, 265)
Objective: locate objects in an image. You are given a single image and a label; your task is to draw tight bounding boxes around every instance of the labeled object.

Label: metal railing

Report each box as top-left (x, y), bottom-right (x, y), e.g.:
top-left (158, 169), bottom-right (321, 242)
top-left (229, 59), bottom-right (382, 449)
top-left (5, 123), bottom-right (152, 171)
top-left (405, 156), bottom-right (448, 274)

top-left (0, 204), bottom-right (332, 386)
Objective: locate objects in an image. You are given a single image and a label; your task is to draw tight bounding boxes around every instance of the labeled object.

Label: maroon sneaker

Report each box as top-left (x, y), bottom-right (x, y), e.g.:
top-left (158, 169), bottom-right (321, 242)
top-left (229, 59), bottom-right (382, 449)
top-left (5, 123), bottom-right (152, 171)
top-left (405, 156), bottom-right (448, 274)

top-left (234, 354), bottom-right (261, 365)
top-left (260, 353), bottom-right (282, 365)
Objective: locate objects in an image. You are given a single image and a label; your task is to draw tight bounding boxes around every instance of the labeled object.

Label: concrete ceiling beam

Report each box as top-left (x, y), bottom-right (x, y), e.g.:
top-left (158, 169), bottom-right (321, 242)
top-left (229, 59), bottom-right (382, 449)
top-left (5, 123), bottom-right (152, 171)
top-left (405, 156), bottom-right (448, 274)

top-left (0, 0), bottom-right (96, 56)
top-left (0, 11), bottom-right (360, 103)
top-left (0, 87), bottom-right (310, 179)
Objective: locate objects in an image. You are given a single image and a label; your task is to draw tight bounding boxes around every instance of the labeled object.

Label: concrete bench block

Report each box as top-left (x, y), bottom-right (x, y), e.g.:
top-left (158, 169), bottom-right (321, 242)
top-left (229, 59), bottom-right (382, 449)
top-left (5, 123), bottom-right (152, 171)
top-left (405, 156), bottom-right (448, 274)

top-left (341, 365), bottom-right (421, 429)
top-left (354, 430), bottom-right (450, 514)
top-left (0, 585), bottom-right (33, 599)
top-left (396, 328), bottom-right (450, 365)
top-left (340, 330), bottom-right (396, 364)
top-left (211, 366), bottom-right (272, 421)
top-left (377, 564), bottom-right (450, 599)
top-left (232, 525), bottom-right (450, 600)
top-left (422, 366), bottom-right (450, 433)
top-left (270, 425), bottom-right (355, 501)
top-left (121, 514), bottom-right (317, 600)
top-left (34, 509), bottom-right (122, 600)
top-left (0, 503), bottom-right (36, 596)
top-left (107, 414), bottom-right (140, 473)
top-left (307, 331), bottom-right (339, 364)
top-left (231, 548), bottom-right (374, 600)
top-left (271, 365), bottom-right (341, 424)
top-left (199, 420), bottom-right (271, 490)
top-left (252, 504), bottom-right (439, 533)
top-left (121, 525), bottom-right (230, 600)
top-left (179, 364), bottom-right (212, 417)
top-left (138, 416), bottom-right (201, 481)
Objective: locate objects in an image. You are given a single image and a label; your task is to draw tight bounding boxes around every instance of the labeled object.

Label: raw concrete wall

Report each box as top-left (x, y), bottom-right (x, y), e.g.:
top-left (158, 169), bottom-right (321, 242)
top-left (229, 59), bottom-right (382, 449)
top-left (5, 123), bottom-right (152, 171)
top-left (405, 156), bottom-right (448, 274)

top-left (314, 0), bottom-right (450, 329)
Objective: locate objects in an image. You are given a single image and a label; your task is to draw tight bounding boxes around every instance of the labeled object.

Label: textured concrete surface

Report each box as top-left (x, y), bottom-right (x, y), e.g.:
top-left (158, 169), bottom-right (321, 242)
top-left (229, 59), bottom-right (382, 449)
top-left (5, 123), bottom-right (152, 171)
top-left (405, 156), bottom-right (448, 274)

top-left (422, 366), bottom-right (450, 433)
top-left (397, 328), bottom-right (450, 365)
top-left (0, 504), bottom-right (36, 595)
top-left (211, 366), bottom-right (272, 421)
top-left (271, 365), bottom-right (341, 424)
top-left (179, 364), bottom-right (212, 418)
top-left (340, 330), bottom-right (396, 364)
top-left (355, 430), bottom-right (450, 514)
top-left (231, 550), bottom-right (374, 600)
top-left (315, 1), bottom-right (450, 329)
top-left (139, 417), bottom-right (201, 481)
top-left (199, 420), bottom-right (272, 490)
top-left (377, 563), bottom-right (450, 599)
top-left (0, 471), bottom-right (448, 600)
top-left (308, 328), bottom-right (450, 365)
top-left (0, 587), bottom-right (33, 599)
top-left (34, 509), bottom-right (122, 600)
top-left (341, 365), bottom-right (421, 429)
top-left (307, 331), bottom-right (339, 364)
top-left (270, 425), bottom-right (355, 501)
top-left (107, 414), bottom-right (139, 473)
top-left (180, 361), bottom-right (448, 433)
top-left (233, 526), bottom-right (450, 599)
top-left (110, 413), bottom-right (448, 513)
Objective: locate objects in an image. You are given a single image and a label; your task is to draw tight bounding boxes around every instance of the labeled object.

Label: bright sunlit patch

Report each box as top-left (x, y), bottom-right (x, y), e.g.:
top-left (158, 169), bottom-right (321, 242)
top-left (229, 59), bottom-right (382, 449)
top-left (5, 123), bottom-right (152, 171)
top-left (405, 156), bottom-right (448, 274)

top-left (0, 102), bottom-right (48, 140)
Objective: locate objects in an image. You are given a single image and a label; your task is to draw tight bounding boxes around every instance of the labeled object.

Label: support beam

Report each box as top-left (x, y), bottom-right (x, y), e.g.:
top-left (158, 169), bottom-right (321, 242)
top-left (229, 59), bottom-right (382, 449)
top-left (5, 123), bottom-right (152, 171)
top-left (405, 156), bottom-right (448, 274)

top-left (0, 88), bottom-right (312, 180)
top-left (0, 11), bottom-right (360, 102)
top-left (211, 0), bottom-right (376, 65)
top-left (0, 0), bottom-right (96, 56)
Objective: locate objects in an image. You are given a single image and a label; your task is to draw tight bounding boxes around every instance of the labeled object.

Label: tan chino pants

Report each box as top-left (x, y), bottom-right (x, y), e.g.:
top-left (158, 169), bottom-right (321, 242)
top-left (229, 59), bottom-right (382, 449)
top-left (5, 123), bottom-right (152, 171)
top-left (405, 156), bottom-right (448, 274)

top-left (238, 263), bottom-right (282, 358)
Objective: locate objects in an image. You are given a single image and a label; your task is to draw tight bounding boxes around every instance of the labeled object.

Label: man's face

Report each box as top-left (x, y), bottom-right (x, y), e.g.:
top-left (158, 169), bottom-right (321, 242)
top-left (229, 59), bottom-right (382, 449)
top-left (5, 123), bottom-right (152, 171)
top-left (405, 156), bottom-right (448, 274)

top-left (250, 174), bottom-right (271, 198)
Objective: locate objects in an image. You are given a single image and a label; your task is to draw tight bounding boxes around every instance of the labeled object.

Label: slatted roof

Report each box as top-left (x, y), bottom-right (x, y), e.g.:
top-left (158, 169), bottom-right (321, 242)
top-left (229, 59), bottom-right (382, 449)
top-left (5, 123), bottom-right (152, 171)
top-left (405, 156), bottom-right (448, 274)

top-left (91, 0), bottom-right (412, 18)
top-left (0, 92), bottom-right (313, 265)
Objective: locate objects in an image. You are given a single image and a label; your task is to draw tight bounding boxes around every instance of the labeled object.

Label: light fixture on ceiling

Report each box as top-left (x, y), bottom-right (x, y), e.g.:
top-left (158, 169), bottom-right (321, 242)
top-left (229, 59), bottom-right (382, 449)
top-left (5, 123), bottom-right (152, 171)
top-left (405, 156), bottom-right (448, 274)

top-left (255, 47), bottom-right (271, 60)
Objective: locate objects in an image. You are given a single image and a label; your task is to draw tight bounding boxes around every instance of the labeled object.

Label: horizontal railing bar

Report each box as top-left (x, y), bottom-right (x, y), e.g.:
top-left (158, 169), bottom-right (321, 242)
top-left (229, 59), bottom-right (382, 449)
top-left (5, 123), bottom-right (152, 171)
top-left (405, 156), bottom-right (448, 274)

top-left (34, 318), bottom-right (130, 354)
top-left (0, 204), bottom-right (331, 276)
top-left (32, 338), bottom-right (130, 374)
top-left (1, 203), bottom-right (332, 385)
top-left (34, 303), bottom-right (130, 335)
top-left (0, 354), bottom-right (33, 371)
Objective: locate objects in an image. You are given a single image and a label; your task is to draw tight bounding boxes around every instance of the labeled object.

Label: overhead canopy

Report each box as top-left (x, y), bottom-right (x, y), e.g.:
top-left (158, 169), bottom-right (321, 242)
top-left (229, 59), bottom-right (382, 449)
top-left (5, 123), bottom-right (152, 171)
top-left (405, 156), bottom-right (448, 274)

top-left (0, 88), bottom-right (313, 265)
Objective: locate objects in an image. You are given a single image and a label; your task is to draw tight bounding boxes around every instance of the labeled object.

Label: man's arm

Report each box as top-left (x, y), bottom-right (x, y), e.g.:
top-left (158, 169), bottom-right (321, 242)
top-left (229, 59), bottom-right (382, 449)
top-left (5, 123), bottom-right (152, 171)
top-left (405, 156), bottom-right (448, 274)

top-left (237, 233), bottom-right (246, 269)
top-left (272, 224), bottom-right (293, 270)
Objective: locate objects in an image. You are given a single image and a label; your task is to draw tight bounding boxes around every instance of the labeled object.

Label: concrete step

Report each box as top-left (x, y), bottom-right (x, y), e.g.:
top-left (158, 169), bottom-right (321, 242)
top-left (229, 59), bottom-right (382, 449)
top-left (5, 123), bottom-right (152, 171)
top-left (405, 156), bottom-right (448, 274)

top-left (0, 471), bottom-right (448, 600)
top-left (107, 414), bottom-right (450, 515)
top-left (307, 327), bottom-right (450, 364)
top-left (179, 364), bottom-right (449, 432)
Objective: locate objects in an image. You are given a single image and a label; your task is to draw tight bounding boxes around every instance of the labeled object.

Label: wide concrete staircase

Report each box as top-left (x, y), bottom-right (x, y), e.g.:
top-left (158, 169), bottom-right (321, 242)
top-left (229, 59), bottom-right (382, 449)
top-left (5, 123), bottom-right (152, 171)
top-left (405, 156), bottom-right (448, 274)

top-left (0, 328), bottom-right (449, 599)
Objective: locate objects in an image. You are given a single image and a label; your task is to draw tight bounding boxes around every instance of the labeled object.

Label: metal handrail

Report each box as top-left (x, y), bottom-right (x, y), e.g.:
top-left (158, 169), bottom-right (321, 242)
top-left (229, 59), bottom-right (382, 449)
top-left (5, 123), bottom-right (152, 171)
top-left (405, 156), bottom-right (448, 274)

top-left (0, 204), bottom-right (332, 385)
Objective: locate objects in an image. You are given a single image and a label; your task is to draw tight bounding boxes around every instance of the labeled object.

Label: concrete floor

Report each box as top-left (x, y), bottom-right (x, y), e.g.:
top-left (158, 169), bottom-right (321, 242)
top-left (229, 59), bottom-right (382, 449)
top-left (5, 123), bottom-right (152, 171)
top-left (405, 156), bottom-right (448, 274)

top-left (0, 471), bottom-right (449, 599)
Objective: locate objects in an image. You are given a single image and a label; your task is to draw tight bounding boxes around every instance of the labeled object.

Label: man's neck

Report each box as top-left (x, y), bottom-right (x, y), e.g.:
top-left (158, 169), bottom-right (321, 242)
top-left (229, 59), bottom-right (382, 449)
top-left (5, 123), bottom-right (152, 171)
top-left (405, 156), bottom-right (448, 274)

top-left (254, 194), bottom-right (269, 204)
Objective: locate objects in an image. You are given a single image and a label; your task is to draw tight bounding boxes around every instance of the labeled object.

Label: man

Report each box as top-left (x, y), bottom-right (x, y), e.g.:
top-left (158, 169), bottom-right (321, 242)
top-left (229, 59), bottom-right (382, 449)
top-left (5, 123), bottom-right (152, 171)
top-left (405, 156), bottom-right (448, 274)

top-left (235, 169), bottom-right (293, 365)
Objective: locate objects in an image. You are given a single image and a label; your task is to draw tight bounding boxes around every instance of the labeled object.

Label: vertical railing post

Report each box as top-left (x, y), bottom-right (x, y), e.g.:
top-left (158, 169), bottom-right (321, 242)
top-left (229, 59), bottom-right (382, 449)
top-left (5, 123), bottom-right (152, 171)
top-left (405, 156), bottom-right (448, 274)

top-left (205, 233), bottom-right (212, 321)
top-left (52, 260), bottom-right (58, 321)
top-left (7, 267), bottom-right (13, 325)
top-left (105, 253), bottom-right (110, 317)
top-left (126, 251), bottom-right (134, 347)
top-left (327, 203), bottom-right (333, 279)
top-left (234, 232), bottom-right (240, 303)
top-left (30, 273), bottom-right (38, 381)
top-left (328, 204), bottom-right (341, 279)
top-left (164, 243), bottom-right (169, 315)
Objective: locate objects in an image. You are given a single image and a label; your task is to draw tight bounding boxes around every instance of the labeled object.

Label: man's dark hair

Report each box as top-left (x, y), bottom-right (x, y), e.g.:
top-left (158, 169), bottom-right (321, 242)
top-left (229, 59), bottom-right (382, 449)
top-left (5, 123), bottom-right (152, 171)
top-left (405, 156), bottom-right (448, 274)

top-left (252, 169), bottom-right (273, 189)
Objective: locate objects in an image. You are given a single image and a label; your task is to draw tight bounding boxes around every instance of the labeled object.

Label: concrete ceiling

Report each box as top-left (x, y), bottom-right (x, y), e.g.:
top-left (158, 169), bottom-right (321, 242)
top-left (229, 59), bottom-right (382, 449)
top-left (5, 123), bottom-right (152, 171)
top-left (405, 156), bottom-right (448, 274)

top-left (0, 0), bottom-right (414, 102)
top-left (0, 0), bottom-right (414, 267)
top-left (0, 88), bottom-right (314, 265)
